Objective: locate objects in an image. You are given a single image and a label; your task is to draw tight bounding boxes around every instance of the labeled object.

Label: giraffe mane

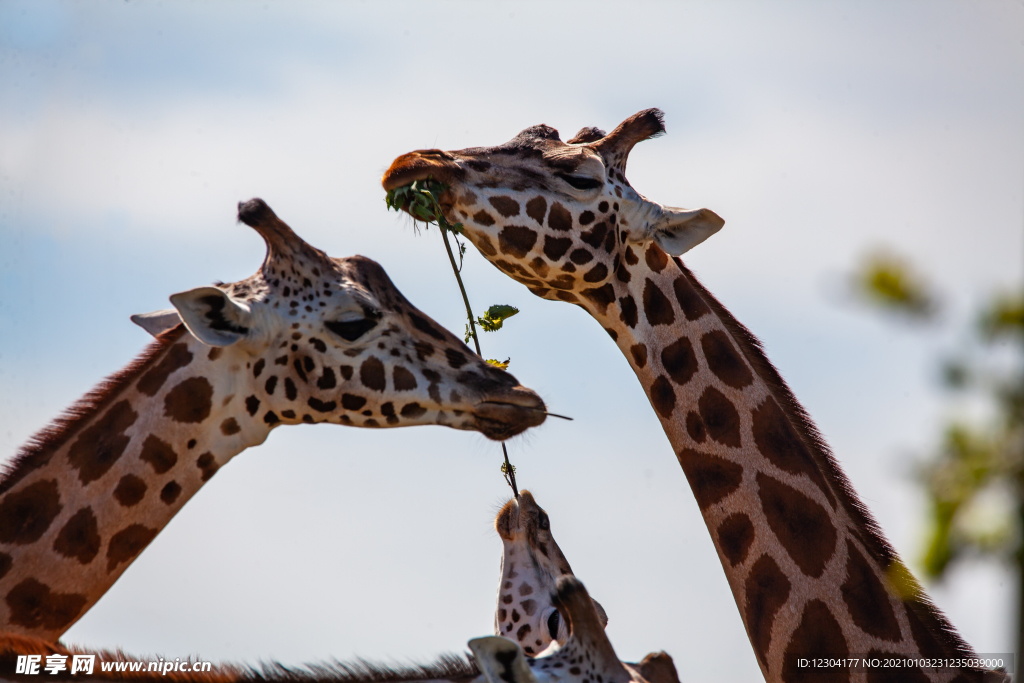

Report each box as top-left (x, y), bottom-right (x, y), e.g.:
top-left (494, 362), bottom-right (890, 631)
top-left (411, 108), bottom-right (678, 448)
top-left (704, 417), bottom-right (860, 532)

top-left (677, 257), bottom-right (977, 660)
top-left (243, 654), bottom-right (479, 683)
top-left (0, 631), bottom-right (479, 683)
top-left (0, 325), bottom-right (188, 498)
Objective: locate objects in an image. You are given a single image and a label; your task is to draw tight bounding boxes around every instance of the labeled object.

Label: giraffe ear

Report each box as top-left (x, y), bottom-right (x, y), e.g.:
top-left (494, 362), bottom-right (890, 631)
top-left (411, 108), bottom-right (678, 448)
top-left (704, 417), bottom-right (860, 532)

top-left (468, 637), bottom-right (538, 683)
top-left (649, 206), bottom-right (725, 256)
top-left (130, 309), bottom-right (182, 338)
top-left (592, 597), bottom-right (609, 628)
top-left (169, 287), bottom-right (253, 347)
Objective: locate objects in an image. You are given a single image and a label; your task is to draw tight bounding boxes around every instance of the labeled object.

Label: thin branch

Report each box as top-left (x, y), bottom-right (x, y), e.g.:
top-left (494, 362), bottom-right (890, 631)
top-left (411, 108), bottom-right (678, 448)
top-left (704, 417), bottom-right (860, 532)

top-left (441, 229), bottom-right (481, 356)
top-left (390, 181), bottom-right (519, 498)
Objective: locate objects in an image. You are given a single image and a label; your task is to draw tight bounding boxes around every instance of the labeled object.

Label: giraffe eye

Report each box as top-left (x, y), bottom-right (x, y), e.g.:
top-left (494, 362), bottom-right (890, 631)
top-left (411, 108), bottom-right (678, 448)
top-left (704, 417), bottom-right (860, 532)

top-left (537, 510), bottom-right (550, 531)
top-left (325, 318), bottom-right (378, 341)
top-left (546, 610), bottom-right (560, 640)
top-left (557, 173), bottom-right (603, 191)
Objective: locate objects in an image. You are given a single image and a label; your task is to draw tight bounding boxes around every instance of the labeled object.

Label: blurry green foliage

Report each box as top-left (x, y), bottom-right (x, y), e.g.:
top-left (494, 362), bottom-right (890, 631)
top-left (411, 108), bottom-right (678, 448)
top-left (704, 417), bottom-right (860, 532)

top-left (853, 251), bottom-right (938, 320)
top-left (851, 248), bottom-right (1023, 648)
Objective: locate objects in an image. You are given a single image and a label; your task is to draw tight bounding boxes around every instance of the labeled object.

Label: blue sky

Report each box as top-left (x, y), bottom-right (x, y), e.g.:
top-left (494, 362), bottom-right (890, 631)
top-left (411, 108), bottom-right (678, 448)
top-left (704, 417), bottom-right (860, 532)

top-left (1, 2), bottom-right (1022, 681)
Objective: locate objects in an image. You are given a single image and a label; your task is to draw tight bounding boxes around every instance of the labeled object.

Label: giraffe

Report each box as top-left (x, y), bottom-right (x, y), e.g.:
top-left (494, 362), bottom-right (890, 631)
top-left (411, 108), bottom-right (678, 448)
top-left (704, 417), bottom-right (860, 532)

top-left (0, 576), bottom-right (680, 683)
top-left (492, 490), bottom-right (608, 656)
top-left (0, 197), bottom-right (547, 644)
top-left (382, 112), bottom-right (1008, 683)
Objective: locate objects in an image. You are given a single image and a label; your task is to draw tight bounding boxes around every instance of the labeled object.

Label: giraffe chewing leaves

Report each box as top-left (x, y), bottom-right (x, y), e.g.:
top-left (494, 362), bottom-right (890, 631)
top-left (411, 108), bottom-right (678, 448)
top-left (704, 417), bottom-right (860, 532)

top-left (385, 178), bottom-right (464, 234)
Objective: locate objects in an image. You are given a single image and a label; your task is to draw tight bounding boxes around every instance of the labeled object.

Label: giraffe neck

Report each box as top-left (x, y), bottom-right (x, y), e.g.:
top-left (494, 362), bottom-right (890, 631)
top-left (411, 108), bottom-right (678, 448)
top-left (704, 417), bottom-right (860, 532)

top-left (587, 246), bottom-right (976, 682)
top-left (0, 327), bottom-right (273, 641)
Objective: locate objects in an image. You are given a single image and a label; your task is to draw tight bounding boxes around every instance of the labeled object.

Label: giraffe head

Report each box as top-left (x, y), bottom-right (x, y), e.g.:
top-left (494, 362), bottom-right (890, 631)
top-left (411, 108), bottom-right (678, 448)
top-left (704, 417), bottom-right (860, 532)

top-left (472, 576), bottom-right (636, 683)
top-left (166, 198), bottom-right (546, 441)
top-left (494, 491), bottom-right (607, 655)
top-left (382, 109), bottom-right (723, 314)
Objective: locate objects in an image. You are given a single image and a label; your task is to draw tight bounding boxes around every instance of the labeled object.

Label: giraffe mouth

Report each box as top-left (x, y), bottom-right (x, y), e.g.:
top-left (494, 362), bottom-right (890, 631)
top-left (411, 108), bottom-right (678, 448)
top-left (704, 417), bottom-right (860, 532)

top-left (472, 397), bottom-right (547, 441)
top-left (382, 150), bottom-right (463, 193)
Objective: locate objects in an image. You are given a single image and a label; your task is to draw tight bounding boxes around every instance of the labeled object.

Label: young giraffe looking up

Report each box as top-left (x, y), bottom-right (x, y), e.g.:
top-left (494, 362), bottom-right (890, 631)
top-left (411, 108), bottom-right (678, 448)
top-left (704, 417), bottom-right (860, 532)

top-left (493, 490), bottom-right (607, 655)
top-left (0, 198), bottom-right (546, 643)
top-left (384, 113), bottom-right (1004, 683)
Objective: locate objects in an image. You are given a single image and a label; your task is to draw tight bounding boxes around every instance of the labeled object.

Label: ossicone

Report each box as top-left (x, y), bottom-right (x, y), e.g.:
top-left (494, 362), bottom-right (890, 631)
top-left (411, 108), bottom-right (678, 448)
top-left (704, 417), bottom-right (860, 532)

top-left (590, 108), bottom-right (666, 161)
top-left (236, 197), bottom-right (326, 266)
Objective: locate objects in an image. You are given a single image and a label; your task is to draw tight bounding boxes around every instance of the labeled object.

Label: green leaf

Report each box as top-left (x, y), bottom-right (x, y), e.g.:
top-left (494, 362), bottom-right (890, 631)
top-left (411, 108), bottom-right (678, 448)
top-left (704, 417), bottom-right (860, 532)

top-left (477, 304), bottom-right (519, 333)
top-left (486, 358), bottom-right (511, 371)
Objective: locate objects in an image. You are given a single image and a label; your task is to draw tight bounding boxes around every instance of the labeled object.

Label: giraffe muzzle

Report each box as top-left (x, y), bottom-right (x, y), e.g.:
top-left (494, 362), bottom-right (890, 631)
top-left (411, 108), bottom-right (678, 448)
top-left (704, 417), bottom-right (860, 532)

top-left (471, 392), bottom-right (547, 441)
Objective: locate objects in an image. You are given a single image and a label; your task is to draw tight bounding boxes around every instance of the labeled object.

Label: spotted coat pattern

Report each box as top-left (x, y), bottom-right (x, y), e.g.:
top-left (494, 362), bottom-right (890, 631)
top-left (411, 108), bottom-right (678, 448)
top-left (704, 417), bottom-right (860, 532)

top-left (0, 199), bottom-right (545, 642)
top-left (384, 112), bottom-right (1001, 683)
top-left (473, 577), bottom-right (660, 683)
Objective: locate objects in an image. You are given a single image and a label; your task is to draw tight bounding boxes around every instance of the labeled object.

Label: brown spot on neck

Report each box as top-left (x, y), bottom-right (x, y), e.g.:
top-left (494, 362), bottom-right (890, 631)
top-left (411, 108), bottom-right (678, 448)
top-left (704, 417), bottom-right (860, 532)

top-left (744, 554), bottom-right (790, 669)
top-left (580, 284), bottom-right (616, 314)
top-left (700, 330), bottom-right (753, 389)
top-left (642, 278), bottom-right (675, 326)
top-left (106, 524), bottom-right (159, 573)
top-left (629, 343), bottom-right (648, 368)
top-left (756, 472), bottom-right (837, 578)
top-left (136, 341), bottom-right (193, 397)
top-left (52, 508), bottom-right (101, 565)
top-left (220, 418), bottom-right (241, 436)
top-left (781, 600), bottom-right (850, 682)
top-left (0, 480), bottom-right (62, 545)
top-left (697, 387), bottom-right (741, 447)
top-left (618, 295), bottom-right (638, 328)
top-left (163, 377), bottom-right (213, 424)
top-left (160, 481), bottom-right (182, 505)
top-left (661, 337), bottom-right (698, 386)
top-left (753, 396), bottom-right (836, 508)
top-left (67, 400), bottom-right (138, 485)
top-left (716, 513), bottom-right (754, 566)
top-left (196, 453), bottom-right (219, 481)
top-left (139, 434), bottom-right (177, 474)
top-left (113, 474), bottom-right (147, 507)
top-left (841, 540), bottom-right (902, 642)
top-left (677, 448), bottom-right (742, 510)
top-left (650, 376), bottom-right (676, 418)
top-left (5, 579), bottom-right (86, 631)
top-left (644, 244), bottom-right (669, 272)
top-left (672, 274), bottom-right (710, 321)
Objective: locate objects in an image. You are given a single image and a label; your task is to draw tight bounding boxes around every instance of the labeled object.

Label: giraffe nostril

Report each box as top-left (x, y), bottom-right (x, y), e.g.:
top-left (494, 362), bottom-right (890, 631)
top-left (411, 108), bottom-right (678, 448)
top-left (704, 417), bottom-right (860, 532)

top-left (456, 366), bottom-right (518, 394)
top-left (417, 149), bottom-right (456, 160)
